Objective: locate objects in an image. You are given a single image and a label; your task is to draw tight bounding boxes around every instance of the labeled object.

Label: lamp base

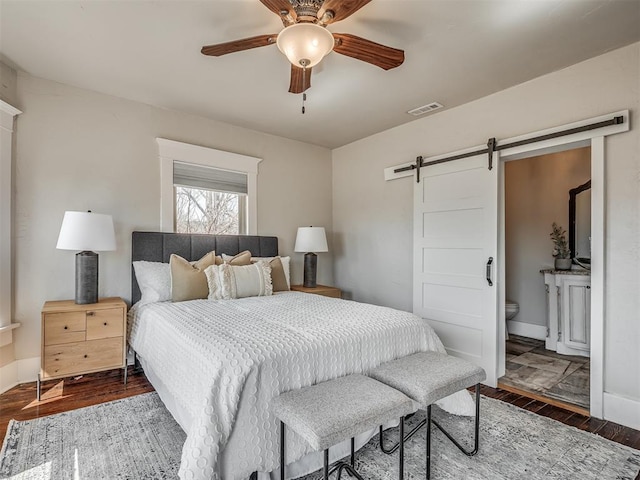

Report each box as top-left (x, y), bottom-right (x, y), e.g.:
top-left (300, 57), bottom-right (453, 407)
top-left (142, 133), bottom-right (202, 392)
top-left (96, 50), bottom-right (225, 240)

top-left (303, 252), bottom-right (318, 288)
top-left (76, 251), bottom-right (98, 305)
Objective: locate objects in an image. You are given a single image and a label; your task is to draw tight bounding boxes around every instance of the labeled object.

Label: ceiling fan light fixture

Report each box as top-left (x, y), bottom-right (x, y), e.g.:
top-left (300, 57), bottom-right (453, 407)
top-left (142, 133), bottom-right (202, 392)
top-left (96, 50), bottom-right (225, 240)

top-left (276, 23), bottom-right (334, 68)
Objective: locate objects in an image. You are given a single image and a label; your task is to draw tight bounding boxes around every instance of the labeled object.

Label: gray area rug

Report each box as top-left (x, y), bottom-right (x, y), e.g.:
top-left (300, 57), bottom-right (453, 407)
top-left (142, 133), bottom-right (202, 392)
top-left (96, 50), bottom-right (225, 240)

top-left (1, 392), bottom-right (639, 479)
top-left (301, 400), bottom-right (640, 480)
top-left (0, 393), bottom-right (185, 479)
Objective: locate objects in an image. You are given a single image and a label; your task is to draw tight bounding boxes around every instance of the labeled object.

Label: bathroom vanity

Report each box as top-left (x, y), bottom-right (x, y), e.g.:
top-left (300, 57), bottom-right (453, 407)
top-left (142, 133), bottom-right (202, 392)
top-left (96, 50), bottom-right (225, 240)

top-left (542, 269), bottom-right (591, 357)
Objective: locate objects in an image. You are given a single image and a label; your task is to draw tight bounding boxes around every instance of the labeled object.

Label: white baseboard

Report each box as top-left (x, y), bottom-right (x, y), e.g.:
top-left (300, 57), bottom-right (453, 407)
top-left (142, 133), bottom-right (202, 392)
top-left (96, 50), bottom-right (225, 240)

top-left (0, 360), bottom-right (17, 394)
top-left (507, 321), bottom-right (547, 340)
top-left (0, 356), bottom-right (40, 394)
top-left (603, 392), bottom-right (640, 430)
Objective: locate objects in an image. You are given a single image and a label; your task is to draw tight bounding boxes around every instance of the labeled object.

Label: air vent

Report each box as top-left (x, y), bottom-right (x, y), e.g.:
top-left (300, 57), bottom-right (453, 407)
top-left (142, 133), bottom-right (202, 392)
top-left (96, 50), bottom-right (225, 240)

top-left (407, 102), bottom-right (443, 116)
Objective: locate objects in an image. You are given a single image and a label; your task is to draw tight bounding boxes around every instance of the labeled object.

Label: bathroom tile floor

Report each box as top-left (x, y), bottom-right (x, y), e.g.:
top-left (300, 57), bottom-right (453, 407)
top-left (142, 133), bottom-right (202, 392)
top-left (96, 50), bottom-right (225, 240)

top-left (500, 335), bottom-right (590, 409)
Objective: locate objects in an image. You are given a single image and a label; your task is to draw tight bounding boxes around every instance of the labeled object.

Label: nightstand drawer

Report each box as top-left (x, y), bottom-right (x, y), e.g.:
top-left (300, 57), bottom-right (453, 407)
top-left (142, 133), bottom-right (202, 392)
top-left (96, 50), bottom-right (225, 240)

top-left (44, 312), bottom-right (86, 346)
top-left (317, 289), bottom-right (341, 298)
top-left (290, 284), bottom-right (342, 298)
top-left (42, 337), bottom-right (124, 378)
top-left (86, 308), bottom-right (124, 340)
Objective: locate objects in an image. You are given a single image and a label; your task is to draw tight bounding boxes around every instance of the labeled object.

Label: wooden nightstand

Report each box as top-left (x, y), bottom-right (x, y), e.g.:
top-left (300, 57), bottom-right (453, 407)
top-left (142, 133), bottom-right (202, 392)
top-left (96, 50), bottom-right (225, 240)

top-left (290, 284), bottom-right (342, 299)
top-left (39, 297), bottom-right (127, 400)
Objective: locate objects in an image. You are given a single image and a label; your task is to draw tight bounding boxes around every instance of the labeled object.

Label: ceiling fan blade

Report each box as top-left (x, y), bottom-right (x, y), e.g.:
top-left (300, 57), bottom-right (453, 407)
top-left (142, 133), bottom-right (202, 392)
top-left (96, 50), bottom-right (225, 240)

top-left (201, 34), bottom-right (278, 57)
top-left (289, 65), bottom-right (312, 94)
top-left (332, 33), bottom-right (404, 70)
top-left (259, 0), bottom-right (297, 25)
top-left (318, 0), bottom-right (371, 24)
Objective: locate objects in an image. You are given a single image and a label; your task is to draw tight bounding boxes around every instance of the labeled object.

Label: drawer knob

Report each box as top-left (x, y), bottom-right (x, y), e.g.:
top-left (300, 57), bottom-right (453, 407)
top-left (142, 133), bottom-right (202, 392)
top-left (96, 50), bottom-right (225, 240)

top-left (87, 312), bottom-right (95, 316)
top-left (104, 322), bottom-right (107, 326)
top-left (64, 326), bottom-right (68, 330)
top-left (84, 354), bottom-right (88, 358)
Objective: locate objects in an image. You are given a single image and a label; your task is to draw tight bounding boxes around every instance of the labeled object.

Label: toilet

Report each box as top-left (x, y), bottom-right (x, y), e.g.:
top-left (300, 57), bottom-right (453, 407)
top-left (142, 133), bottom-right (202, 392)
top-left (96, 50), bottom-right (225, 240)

top-left (506, 300), bottom-right (520, 321)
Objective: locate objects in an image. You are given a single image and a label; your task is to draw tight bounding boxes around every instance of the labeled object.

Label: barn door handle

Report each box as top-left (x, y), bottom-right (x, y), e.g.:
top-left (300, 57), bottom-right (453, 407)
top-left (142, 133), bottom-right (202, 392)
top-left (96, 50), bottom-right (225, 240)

top-left (486, 257), bottom-right (494, 286)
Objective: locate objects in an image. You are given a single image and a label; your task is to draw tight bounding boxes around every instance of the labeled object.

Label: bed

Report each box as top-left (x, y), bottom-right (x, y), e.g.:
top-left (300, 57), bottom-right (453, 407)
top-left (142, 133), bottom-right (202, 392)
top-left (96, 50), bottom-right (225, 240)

top-left (128, 232), bottom-right (473, 480)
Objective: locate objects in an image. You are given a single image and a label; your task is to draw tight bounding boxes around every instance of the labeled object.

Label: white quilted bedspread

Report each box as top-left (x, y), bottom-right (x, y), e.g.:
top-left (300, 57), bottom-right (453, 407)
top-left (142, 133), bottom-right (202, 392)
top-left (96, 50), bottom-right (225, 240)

top-left (128, 292), bottom-right (473, 480)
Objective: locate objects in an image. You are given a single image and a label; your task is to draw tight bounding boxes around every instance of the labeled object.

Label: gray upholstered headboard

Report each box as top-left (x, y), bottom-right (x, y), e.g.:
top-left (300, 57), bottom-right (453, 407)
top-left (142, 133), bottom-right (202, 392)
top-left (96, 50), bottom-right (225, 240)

top-left (131, 231), bottom-right (279, 304)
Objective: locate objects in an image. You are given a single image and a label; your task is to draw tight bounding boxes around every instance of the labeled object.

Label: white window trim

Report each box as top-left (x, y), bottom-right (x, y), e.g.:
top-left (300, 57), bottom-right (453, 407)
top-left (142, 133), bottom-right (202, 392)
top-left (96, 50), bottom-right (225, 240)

top-left (157, 138), bottom-right (261, 234)
top-left (0, 100), bottom-right (22, 345)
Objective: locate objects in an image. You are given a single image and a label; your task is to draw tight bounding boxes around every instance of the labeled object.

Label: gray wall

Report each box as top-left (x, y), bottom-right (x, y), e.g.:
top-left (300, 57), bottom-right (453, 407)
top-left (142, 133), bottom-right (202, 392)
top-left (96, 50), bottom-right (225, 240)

top-left (12, 72), bottom-right (333, 361)
top-left (0, 62), bottom-right (18, 105)
top-left (332, 43), bottom-right (640, 407)
top-left (505, 147), bottom-right (591, 330)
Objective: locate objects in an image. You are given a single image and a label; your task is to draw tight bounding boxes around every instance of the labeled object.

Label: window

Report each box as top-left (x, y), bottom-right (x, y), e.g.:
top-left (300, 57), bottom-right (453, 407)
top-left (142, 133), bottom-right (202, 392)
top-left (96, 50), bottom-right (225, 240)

top-left (173, 162), bottom-right (248, 234)
top-left (157, 138), bottom-right (261, 234)
top-left (0, 100), bottom-right (21, 341)
top-left (175, 187), bottom-right (246, 234)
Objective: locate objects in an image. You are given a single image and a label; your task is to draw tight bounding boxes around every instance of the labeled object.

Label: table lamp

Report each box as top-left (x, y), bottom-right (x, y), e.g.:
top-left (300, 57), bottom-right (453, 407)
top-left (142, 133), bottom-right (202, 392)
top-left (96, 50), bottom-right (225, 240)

top-left (56, 211), bottom-right (116, 304)
top-left (294, 226), bottom-right (328, 288)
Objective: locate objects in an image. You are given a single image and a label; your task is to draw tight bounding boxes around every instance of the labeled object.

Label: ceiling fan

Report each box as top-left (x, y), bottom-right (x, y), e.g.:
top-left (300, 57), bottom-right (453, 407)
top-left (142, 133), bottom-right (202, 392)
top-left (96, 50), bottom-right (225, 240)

top-left (201, 0), bottom-right (405, 94)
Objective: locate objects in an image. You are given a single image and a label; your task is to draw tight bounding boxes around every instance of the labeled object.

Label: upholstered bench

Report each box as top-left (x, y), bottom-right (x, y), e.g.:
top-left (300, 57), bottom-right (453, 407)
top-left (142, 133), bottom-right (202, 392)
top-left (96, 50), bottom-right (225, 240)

top-left (368, 352), bottom-right (486, 479)
top-left (272, 374), bottom-right (415, 480)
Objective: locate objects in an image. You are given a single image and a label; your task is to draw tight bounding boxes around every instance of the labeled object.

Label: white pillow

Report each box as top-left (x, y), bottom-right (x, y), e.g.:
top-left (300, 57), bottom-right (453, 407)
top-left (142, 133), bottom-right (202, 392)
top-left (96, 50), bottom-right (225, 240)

top-left (133, 261), bottom-right (171, 305)
top-left (205, 261), bottom-right (273, 300)
top-left (250, 256), bottom-right (290, 288)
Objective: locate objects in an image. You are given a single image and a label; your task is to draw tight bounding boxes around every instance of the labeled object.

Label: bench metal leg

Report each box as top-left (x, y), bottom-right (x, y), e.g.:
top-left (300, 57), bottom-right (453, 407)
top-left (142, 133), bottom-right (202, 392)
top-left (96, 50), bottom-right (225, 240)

top-left (379, 417), bottom-right (427, 454)
top-left (399, 415), bottom-right (405, 480)
top-left (350, 437), bottom-right (355, 467)
top-left (426, 405), bottom-right (432, 480)
top-left (280, 421), bottom-right (286, 480)
top-left (324, 449), bottom-right (329, 480)
top-left (335, 462), bottom-right (364, 480)
top-left (431, 383), bottom-right (481, 456)
top-left (329, 438), bottom-right (365, 480)
top-left (375, 417), bottom-right (408, 480)
top-left (331, 430), bottom-right (403, 480)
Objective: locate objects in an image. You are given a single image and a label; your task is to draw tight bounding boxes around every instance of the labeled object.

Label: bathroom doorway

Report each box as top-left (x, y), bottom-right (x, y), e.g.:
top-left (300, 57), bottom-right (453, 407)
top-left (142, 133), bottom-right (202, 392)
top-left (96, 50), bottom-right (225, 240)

top-left (499, 146), bottom-right (591, 413)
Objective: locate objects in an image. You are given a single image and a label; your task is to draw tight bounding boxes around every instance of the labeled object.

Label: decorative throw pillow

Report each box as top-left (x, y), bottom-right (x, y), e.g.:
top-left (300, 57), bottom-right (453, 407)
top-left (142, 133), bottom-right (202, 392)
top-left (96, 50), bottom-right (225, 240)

top-left (204, 264), bottom-right (227, 300)
top-left (133, 261), bottom-right (171, 305)
top-left (170, 251), bottom-right (218, 302)
top-left (221, 250), bottom-right (253, 266)
top-left (251, 256), bottom-right (291, 290)
top-left (205, 261), bottom-right (273, 300)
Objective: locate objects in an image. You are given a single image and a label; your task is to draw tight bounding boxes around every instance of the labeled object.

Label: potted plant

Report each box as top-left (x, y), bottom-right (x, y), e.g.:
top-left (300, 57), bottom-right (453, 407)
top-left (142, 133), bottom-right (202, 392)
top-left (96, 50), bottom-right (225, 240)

top-left (550, 222), bottom-right (572, 270)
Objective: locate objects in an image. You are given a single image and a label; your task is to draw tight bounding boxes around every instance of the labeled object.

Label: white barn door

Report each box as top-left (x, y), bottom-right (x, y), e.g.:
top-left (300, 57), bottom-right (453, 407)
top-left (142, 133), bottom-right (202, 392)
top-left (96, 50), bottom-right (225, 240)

top-left (414, 152), bottom-right (499, 386)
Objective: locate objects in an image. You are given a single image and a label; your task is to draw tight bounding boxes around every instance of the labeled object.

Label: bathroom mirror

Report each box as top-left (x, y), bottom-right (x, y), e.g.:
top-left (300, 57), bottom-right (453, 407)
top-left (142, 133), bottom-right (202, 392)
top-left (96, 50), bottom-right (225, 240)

top-left (569, 180), bottom-right (591, 264)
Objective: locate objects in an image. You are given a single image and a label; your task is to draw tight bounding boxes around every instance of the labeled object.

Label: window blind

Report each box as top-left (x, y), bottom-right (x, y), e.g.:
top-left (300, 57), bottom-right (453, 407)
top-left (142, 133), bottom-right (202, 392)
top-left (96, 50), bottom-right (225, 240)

top-left (173, 161), bottom-right (248, 194)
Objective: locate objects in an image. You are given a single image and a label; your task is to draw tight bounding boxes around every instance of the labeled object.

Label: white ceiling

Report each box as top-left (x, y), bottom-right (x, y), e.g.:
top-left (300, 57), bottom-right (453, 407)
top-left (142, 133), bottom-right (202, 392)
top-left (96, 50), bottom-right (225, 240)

top-left (1, 0), bottom-right (639, 148)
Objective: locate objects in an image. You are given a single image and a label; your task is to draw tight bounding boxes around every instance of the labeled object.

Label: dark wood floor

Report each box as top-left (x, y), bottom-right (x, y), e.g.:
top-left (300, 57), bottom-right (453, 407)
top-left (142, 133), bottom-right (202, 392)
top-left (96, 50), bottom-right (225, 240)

top-left (1, 369), bottom-right (639, 467)
top-left (476, 385), bottom-right (640, 452)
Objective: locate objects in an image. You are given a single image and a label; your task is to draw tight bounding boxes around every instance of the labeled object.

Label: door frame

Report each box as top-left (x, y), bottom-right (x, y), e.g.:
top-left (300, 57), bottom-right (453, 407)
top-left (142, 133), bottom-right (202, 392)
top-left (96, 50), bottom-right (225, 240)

top-left (496, 110), bottom-right (628, 418)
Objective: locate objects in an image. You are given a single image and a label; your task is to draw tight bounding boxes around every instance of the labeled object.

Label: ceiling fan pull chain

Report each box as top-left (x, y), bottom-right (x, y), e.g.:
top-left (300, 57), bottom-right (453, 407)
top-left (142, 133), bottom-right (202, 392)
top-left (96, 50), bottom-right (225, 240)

top-left (301, 66), bottom-right (307, 114)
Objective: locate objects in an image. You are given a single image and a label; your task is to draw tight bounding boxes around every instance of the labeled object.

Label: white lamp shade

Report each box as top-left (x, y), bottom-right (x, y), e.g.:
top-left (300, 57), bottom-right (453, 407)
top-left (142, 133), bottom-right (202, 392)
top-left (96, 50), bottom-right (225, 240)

top-left (56, 211), bottom-right (116, 251)
top-left (294, 227), bottom-right (328, 253)
top-left (276, 23), bottom-right (335, 68)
